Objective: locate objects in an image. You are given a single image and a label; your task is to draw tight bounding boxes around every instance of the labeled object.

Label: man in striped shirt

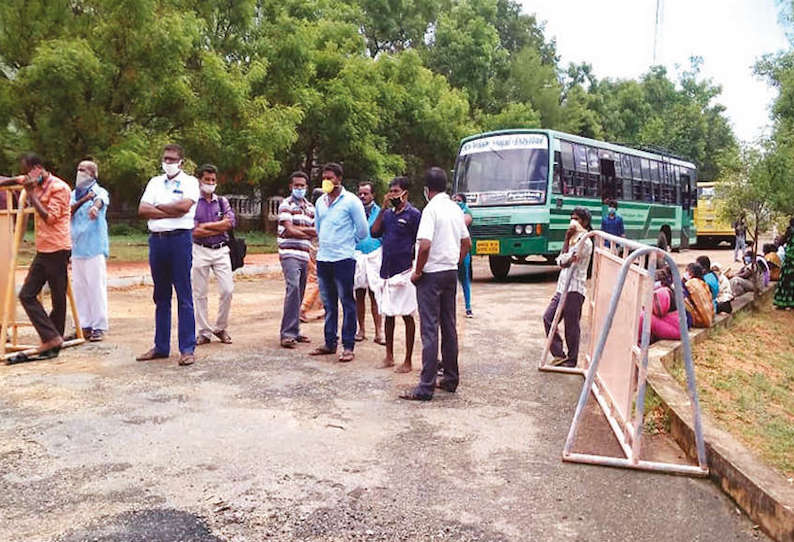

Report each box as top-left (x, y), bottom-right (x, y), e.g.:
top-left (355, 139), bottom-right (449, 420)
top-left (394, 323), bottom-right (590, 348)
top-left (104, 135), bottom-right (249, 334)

top-left (278, 172), bottom-right (316, 348)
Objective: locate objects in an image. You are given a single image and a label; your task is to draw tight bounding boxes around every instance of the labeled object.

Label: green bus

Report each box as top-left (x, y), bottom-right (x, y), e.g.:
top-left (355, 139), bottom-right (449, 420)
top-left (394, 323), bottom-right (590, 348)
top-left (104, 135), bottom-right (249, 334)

top-left (453, 129), bottom-right (698, 279)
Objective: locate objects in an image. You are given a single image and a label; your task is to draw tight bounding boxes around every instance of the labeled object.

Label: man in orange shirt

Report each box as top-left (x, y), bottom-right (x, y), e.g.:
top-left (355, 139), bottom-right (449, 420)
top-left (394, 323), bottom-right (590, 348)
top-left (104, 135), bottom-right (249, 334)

top-left (17, 153), bottom-right (72, 357)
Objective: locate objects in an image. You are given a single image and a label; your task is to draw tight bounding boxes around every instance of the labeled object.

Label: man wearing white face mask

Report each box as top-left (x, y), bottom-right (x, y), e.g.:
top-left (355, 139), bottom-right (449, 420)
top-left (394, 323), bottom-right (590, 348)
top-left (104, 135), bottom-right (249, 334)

top-left (70, 159), bottom-right (110, 342)
top-left (191, 164), bottom-right (236, 346)
top-left (137, 144), bottom-right (200, 366)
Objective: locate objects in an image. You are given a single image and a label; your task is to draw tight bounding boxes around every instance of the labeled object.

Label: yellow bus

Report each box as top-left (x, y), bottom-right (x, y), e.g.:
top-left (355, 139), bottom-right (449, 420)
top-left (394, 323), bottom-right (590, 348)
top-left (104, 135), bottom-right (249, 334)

top-left (693, 181), bottom-right (733, 247)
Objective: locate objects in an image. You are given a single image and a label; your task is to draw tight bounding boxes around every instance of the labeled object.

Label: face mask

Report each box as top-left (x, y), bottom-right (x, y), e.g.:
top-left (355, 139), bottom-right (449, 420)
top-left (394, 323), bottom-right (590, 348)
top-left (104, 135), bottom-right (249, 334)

top-left (569, 218), bottom-right (580, 228)
top-left (292, 187), bottom-right (306, 200)
top-left (608, 207), bottom-right (616, 215)
top-left (390, 195), bottom-right (403, 208)
top-left (423, 187), bottom-right (430, 202)
top-left (456, 200), bottom-right (465, 209)
top-left (162, 161), bottom-right (181, 177)
top-left (321, 179), bottom-right (334, 193)
top-left (76, 171), bottom-right (92, 186)
top-left (200, 183), bottom-right (216, 195)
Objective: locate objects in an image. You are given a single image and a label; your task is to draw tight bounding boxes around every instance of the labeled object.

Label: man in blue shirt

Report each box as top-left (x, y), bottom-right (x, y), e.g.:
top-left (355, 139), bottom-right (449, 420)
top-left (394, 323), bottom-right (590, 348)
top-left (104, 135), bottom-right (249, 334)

top-left (354, 181), bottom-right (384, 344)
top-left (371, 176), bottom-right (421, 373)
top-left (70, 160), bottom-right (110, 342)
top-left (600, 199), bottom-right (625, 246)
top-left (310, 162), bottom-right (369, 363)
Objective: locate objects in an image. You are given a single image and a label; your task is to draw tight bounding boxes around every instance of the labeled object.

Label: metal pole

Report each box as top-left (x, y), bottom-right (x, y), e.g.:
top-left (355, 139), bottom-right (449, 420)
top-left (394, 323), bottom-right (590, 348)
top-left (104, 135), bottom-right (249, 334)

top-left (631, 254), bottom-right (657, 462)
top-left (666, 258), bottom-right (709, 469)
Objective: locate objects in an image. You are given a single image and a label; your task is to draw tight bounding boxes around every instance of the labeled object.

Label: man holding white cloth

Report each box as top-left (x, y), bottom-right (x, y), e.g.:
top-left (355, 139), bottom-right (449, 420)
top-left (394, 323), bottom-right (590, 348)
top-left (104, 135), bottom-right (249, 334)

top-left (70, 160), bottom-right (109, 342)
top-left (371, 177), bottom-right (421, 373)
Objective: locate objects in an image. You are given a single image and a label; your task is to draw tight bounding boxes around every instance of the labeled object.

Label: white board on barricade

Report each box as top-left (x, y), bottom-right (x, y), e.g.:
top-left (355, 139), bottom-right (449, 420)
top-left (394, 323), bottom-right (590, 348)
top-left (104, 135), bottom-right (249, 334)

top-left (585, 243), bottom-right (651, 441)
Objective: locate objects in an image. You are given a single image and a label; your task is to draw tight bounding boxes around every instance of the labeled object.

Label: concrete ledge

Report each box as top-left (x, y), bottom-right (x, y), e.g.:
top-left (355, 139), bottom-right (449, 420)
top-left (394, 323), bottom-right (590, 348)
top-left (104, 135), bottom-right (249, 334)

top-left (646, 285), bottom-right (794, 542)
top-left (107, 263), bottom-right (281, 289)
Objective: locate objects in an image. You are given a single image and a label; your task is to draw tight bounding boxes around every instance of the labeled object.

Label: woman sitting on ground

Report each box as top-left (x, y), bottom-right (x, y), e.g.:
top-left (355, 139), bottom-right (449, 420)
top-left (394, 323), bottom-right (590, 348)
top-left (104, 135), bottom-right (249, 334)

top-left (711, 263), bottom-right (734, 314)
top-left (764, 243), bottom-right (782, 281)
top-left (640, 285), bottom-right (683, 344)
top-left (683, 262), bottom-right (714, 328)
top-left (729, 250), bottom-right (765, 297)
top-left (696, 255), bottom-right (719, 314)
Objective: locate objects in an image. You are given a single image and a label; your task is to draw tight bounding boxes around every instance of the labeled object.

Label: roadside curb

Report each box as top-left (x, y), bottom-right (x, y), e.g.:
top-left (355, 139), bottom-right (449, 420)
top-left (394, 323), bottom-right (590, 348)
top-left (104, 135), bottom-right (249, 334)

top-left (645, 285), bottom-right (794, 542)
top-left (107, 263), bottom-right (282, 289)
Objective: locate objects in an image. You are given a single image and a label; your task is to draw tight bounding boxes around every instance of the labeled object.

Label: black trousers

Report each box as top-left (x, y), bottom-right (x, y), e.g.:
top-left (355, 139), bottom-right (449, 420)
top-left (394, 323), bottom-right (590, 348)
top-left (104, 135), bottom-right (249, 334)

top-left (416, 270), bottom-right (459, 396)
top-left (19, 250), bottom-right (70, 342)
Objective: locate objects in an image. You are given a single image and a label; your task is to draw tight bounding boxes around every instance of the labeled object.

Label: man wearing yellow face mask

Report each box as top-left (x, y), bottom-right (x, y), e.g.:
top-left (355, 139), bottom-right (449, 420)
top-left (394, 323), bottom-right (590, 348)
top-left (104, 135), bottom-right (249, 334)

top-left (309, 163), bottom-right (369, 362)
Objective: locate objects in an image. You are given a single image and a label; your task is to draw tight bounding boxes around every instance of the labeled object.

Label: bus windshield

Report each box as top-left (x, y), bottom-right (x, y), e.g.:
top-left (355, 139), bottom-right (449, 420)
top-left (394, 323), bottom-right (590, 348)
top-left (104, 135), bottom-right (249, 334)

top-left (698, 186), bottom-right (715, 200)
top-left (455, 133), bottom-right (549, 206)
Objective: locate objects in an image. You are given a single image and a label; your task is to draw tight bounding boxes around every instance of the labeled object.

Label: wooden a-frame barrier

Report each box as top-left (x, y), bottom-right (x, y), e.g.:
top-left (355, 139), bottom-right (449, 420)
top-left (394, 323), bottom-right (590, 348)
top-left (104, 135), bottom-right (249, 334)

top-left (1, 185), bottom-right (84, 361)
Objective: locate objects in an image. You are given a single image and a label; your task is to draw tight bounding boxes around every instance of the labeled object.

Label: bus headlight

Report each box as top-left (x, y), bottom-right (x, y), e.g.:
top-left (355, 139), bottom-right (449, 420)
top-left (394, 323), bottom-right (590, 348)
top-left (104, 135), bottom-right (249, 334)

top-left (524, 224), bottom-right (534, 235)
top-left (514, 224), bottom-right (523, 235)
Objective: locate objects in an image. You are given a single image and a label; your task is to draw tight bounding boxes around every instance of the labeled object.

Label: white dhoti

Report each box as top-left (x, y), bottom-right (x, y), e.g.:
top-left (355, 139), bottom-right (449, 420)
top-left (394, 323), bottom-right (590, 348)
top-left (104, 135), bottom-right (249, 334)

top-left (377, 269), bottom-right (417, 316)
top-left (354, 248), bottom-right (383, 292)
top-left (71, 254), bottom-right (109, 331)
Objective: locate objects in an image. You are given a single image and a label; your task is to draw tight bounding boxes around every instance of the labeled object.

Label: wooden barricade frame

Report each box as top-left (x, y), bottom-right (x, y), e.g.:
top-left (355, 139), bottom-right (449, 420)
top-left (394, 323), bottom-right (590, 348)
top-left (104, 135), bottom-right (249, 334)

top-left (1, 185), bottom-right (84, 361)
top-left (538, 230), bottom-right (709, 476)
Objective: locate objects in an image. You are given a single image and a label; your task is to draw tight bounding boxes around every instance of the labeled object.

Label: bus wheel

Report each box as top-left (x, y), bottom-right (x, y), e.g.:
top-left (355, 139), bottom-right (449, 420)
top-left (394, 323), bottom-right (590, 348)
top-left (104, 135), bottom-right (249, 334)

top-left (489, 256), bottom-right (511, 281)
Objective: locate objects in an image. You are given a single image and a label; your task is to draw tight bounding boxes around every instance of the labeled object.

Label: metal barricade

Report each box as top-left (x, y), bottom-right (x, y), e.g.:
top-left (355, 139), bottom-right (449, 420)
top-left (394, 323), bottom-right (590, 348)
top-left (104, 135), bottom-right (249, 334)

top-left (539, 230), bottom-right (708, 476)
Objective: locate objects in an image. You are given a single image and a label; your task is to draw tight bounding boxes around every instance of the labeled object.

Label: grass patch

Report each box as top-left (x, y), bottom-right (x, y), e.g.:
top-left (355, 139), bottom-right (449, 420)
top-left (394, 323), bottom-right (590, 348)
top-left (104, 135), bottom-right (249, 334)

top-left (16, 230), bottom-right (277, 264)
top-left (672, 298), bottom-right (794, 479)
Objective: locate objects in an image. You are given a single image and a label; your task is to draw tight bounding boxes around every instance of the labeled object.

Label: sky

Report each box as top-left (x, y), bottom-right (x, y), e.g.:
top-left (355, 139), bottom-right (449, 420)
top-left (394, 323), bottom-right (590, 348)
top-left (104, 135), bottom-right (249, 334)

top-left (521, 0), bottom-right (791, 143)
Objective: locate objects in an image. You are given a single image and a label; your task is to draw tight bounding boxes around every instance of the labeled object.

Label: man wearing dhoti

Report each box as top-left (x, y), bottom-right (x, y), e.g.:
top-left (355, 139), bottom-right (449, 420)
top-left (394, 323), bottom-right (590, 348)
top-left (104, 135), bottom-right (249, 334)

top-left (370, 177), bottom-right (421, 373)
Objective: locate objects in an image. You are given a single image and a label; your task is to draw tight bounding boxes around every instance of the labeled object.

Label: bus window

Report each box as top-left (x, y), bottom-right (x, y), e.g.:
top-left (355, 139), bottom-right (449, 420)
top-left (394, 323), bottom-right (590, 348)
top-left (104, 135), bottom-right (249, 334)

top-left (560, 140), bottom-right (576, 195)
top-left (640, 158), bottom-right (652, 202)
top-left (586, 147), bottom-right (600, 197)
top-left (630, 156), bottom-right (642, 200)
top-left (573, 144), bottom-right (588, 196)
top-left (552, 151), bottom-right (563, 194)
top-left (674, 165), bottom-right (681, 205)
top-left (681, 172), bottom-right (691, 210)
top-left (650, 160), bottom-right (661, 202)
top-left (600, 158), bottom-right (617, 201)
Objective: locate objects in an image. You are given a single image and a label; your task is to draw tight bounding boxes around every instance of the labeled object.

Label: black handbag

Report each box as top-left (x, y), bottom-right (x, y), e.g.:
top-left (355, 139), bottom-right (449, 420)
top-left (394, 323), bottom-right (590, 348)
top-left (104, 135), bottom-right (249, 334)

top-left (220, 197), bottom-right (247, 270)
top-left (228, 228), bottom-right (247, 271)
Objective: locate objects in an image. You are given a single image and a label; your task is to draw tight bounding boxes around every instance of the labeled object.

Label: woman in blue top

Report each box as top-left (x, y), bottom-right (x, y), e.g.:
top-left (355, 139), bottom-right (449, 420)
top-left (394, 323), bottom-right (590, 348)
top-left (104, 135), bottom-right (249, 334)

top-left (452, 193), bottom-right (474, 317)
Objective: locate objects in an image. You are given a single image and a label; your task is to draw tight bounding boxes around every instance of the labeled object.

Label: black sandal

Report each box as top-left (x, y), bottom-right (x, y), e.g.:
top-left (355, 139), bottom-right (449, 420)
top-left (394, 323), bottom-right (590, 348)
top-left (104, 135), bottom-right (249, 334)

top-left (399, 389), bottom-right (432, 401)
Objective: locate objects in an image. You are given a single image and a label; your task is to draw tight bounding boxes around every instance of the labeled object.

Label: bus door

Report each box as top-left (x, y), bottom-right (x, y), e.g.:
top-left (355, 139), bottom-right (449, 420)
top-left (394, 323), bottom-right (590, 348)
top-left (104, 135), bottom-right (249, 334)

top-left (599, 156), bottom-right (617, 202)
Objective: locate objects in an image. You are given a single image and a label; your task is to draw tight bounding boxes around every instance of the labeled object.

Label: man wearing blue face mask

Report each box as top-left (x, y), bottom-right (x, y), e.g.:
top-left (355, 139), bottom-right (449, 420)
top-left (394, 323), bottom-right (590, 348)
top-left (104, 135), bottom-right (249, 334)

top-left (600, 199), bottom-right (624, 247)
top-left (277, 171), bottom-right (317, 348)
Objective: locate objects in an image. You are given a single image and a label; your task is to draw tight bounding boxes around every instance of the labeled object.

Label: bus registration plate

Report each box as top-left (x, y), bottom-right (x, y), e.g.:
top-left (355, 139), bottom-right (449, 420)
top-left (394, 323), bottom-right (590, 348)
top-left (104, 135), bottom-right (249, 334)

top-left (476, 240), bottom-right (500, 254)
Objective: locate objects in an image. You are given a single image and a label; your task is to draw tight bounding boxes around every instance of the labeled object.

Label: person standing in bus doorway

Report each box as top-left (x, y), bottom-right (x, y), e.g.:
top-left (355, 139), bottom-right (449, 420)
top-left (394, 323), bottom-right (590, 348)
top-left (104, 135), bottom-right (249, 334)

top-left (452, 193), bottom-right (474, 318)
top-left (733, 214), bottom-right (747, 262)
top-left (543, 207), bottom-right (593, 368)
top-left (353, 181), bottom-right (384, 344)
top-left (600, 199), bottom-right (624, 247)
top-left (400, 168), bottom-right (471, 401)
top-left (310, 163), bottom-right (369, 363)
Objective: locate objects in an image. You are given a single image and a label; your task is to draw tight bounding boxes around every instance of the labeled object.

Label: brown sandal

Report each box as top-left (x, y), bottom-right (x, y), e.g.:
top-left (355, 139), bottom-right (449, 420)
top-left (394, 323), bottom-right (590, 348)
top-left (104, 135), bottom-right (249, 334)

top-left (338, 350), bottom-right (354, 363)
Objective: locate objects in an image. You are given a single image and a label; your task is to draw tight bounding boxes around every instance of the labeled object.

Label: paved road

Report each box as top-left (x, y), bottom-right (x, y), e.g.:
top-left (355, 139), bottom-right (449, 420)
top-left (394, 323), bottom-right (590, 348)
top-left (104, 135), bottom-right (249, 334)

top-left (0, 249), bottom-right (766, 541)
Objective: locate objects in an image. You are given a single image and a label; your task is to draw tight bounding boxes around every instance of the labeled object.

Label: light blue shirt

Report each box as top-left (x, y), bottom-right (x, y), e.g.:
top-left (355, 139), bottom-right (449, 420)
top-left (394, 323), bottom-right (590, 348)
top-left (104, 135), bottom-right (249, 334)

top-left (316, 187), bottom-right (369, 262)
top-left (70, 183), bottom-right (110, 259)
top-left (356, 202), bottom-right (382, 254)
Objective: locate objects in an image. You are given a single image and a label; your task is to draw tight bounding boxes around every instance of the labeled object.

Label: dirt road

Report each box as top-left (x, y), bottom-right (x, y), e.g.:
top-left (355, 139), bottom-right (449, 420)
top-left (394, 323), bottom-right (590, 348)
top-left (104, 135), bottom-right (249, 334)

top-left (0, 248), bottom-right (766, 541)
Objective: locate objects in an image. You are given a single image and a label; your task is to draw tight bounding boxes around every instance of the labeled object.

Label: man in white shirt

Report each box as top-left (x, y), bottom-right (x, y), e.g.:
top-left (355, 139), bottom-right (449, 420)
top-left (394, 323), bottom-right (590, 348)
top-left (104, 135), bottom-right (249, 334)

top-left (136, 144), bottom-right (200, 366)
top-left (401, 167), bottom-right (471, 401)
top-left (543, 207), bottom-right (593, 368)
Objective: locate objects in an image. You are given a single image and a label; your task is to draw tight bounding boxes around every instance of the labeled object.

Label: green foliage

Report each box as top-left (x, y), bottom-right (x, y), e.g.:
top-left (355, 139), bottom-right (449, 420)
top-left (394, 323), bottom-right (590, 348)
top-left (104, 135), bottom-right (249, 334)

top-left (0, 0), bottom-right (740, 211)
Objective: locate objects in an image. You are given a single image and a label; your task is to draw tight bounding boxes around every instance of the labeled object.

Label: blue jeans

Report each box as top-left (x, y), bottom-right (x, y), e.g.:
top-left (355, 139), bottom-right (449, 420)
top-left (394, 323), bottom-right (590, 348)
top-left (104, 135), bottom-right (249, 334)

top-left (149, 230), bottom-right (196, 355)
top-left (457, 253), bottom-right (472, 311)
top-left (317, 258), bottom-right (357, 351)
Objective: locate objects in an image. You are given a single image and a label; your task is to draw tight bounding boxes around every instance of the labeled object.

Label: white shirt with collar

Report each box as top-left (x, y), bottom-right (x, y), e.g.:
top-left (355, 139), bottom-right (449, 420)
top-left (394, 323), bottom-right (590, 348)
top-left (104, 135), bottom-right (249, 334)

top-left (416, 192), bottom-right (470, 273)
top-left (140, 170), bottom-right (200, 232)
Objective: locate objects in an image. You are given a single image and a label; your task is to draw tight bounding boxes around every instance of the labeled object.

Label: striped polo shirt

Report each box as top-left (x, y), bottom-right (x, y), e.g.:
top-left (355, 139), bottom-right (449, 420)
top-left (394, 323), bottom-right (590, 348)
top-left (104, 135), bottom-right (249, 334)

top-left (277, 195), bottom-right (315, 261)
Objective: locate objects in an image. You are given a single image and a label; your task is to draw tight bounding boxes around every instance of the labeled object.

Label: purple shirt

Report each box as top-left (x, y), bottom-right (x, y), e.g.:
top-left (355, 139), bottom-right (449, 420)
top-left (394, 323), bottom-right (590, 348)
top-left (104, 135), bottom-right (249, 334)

top-left (194, 195), bottom-right (236, 246)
